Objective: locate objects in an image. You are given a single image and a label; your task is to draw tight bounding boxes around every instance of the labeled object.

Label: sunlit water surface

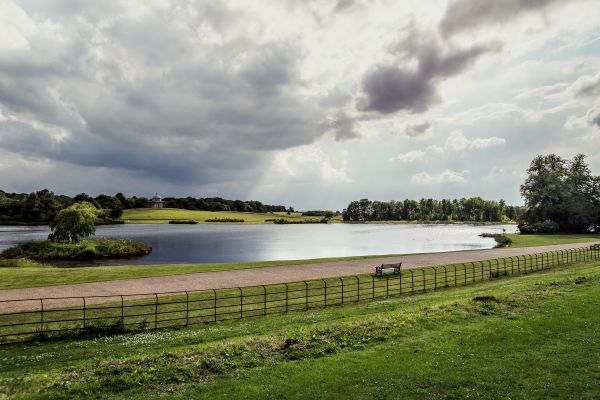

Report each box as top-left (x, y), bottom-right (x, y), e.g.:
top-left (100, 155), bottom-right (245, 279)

top-left (0, 223), bottom-right (517, 265)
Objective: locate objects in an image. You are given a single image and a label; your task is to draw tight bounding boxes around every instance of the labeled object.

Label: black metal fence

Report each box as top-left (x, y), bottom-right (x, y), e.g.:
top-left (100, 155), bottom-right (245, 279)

top-left (1, 244), bottom-right (599, 343)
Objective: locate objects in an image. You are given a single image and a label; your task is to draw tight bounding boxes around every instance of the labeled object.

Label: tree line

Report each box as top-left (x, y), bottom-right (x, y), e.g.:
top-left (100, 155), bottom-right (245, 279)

top-left (0, 189), bottom-right (292, 224)
top-left (163, 197), bottom-right (291, 213)
top-left (342, 197), bottom-right (524, 222)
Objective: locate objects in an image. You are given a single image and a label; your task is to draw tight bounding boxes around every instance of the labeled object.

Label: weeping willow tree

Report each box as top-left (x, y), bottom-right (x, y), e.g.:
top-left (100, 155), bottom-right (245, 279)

top-left (48, 202), bottom-right (99, 242)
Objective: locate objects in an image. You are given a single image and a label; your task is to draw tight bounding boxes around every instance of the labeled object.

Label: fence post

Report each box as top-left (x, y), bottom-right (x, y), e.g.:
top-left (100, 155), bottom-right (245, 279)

top-left (213, 289), bottom-right (217, 322)
top-left (434, 268), bottom-right (437, 289)
top-left (399, 270), bottom-right (402, 295)
top-left (284, 283), bottom-right (289, 312)
top-left (323, 279), bottom-right (328, 307)
top-left (40, 298), bottom-right (44, 333)
top-left (239, 288), bottom-right (243, 319)
top-left (184, 292), bottom-right (189, 326)
top-left (305, 281), bottom-right (309, 310)
top-left (263, 285), bottom-right (267, 316)
top-left (422, 269), bottom-right (426, 292)
top-left (481, 262), bottom-right (484, 281)
top-left (154, 293), bottom-right (158, 329)
top-left (386, 274), bottom-right (389, 297)
top-left (341, 278), bottom-right (345, 304)
top-left (443, 266), bottom-right (448, 287)
top-left (453, 264), bottom-right (458, 286)
top-left (410, 270), bottom-right (414, 293)
top-left (83, 297), bottom-right (86, 328)
top-left (372, 275), bottom-right (375, 299)
top-left (121, 295), bottom-right (125, 325)
top-left (356, 276), bottom-right (361, 301)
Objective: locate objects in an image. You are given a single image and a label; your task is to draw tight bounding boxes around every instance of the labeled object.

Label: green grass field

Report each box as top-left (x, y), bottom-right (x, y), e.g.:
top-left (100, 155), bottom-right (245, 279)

top-left (1, 260), bottom-right (598, 399)
top-left (121, 208), bottom-right (331, 224)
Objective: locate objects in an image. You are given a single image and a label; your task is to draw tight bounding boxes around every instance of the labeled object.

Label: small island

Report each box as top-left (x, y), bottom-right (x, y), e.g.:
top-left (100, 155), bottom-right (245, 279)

top-left (0, 201), bottom-right (151, 263)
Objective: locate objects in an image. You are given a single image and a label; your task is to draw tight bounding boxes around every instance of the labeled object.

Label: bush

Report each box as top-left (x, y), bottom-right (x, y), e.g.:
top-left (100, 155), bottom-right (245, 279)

top-left (205, 218), bottom-right (245, 223)
top-left (518, 219), bottom-right (560, 234)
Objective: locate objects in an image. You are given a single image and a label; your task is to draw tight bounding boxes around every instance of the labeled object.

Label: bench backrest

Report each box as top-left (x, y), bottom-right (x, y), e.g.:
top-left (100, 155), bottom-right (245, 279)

top-left (380, 263), bottom-right (401, 268)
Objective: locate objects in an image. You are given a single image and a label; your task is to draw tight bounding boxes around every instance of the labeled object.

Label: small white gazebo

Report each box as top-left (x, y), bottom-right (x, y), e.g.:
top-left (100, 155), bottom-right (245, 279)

top-left (150, 193), bottom-right (165, 209)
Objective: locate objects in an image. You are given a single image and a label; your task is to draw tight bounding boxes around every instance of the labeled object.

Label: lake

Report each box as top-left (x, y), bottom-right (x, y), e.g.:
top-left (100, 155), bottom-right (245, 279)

top-left (0, 223), bottom-right (517, 265)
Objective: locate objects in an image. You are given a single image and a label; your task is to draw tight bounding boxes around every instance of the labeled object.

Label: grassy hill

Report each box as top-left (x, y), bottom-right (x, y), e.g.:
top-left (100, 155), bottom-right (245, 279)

top-left (1, 260), bottom-right (598, 399)
top-left (121, 208), bottom-right (310, 224)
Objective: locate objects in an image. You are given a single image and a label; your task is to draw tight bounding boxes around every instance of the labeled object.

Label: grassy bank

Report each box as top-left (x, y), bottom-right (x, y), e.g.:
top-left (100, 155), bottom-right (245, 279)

top-left (0, 239), bottom-right (151, 262)
top-left (506, 233), bottom-right (600, 247)
top-left (1, 261), bottom-right (598, 399)
top-left (0, 253), bottom-right (406, 290)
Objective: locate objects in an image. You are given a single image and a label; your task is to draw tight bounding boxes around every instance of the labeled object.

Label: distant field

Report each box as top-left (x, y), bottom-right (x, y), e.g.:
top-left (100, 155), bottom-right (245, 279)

top-left (121, 208), bottom-right (313, 224)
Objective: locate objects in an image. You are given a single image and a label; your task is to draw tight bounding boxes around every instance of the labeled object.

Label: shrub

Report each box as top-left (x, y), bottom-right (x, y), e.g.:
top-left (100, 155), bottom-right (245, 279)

top-left (205, 218), bottom-right (245, 223)
top-left (518, 219), bottom-right (560, 234)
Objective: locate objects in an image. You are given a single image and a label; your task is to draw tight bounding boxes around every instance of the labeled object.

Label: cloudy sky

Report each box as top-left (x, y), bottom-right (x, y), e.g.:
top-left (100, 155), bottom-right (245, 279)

top-left (0, 0), bottom-right (599, 209)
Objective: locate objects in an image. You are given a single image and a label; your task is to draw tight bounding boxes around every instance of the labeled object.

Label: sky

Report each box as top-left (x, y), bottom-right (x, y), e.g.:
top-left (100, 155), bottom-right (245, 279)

top-left (0, 0), bottom-right (599, 210)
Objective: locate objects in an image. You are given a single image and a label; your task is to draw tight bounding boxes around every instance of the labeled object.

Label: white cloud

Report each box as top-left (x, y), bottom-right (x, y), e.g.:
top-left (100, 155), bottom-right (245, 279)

top-left (444, 130), bottom-right (505, 152)
top-left (425, 145), bottom-right (444, 154)
top-left (273, 145), bottom-right (353, 183)
top-left (392, 150), bottom-right (427, 163)
top-left (444, 130), bottom-right (471, 151)
top-left (410, 169), bottom-right (469, 185)
top-left (470, 136), bottom-right (506, 149)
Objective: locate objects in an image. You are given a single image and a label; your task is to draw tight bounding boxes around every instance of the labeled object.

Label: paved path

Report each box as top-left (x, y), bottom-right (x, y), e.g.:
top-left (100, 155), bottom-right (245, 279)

top-left (0, 242), bottom-right (596, 313)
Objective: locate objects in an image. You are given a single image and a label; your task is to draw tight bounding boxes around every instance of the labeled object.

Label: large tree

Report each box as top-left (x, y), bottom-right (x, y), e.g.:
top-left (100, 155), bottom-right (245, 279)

top-left (519, 154), bottom-right (599, 233)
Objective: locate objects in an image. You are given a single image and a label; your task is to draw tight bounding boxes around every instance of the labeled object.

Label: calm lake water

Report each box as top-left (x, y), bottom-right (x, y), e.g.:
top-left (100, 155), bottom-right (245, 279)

top-left (0, 223), bottom-right (517, 265)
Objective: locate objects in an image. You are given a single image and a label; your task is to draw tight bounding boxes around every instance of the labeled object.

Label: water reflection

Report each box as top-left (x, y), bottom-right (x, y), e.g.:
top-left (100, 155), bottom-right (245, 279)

top-left (0, 223), bottom-right (517, 265)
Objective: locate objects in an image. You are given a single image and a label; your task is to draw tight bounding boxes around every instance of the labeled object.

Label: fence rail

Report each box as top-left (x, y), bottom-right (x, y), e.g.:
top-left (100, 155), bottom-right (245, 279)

top-left (1, 244), bottom-right (599, 343)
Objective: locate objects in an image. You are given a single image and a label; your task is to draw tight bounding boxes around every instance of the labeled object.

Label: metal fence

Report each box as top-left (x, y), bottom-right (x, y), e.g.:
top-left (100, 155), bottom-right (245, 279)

top-left (1, 244), bottom-right (599, 343)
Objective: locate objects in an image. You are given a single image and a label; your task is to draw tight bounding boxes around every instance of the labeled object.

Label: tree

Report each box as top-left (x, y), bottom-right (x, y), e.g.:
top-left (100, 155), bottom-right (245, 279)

top-left (519, 154), bottom-right (599, 233)
top-left (48, 202), bottom-right (99, 243)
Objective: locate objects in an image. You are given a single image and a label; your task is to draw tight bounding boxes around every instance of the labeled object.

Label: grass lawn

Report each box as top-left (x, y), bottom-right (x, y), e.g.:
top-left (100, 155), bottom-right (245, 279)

top-left (1, 261), bottom-right (598, 399)
top-left (121, 208), bottom-right (327, 224)
top-left (0, 253), bottom-right (407, 290)
top-left (506, 233), bottom-right (600, 247)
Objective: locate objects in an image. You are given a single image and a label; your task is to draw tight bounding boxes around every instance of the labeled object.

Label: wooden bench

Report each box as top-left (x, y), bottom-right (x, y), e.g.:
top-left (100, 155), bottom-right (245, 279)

top-left (590, 243), bottom-right (600, 250)
top-left (375, 262), bottom-right (402, 276)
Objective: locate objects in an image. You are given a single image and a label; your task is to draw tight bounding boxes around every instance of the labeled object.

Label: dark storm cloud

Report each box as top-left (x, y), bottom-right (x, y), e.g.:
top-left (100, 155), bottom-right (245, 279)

top-left (439, 0), bottom-right (559, 36)
top-left (358, 26), bottom-right (499, 114)
top-left (0, 2), bottom-right (334, 186)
